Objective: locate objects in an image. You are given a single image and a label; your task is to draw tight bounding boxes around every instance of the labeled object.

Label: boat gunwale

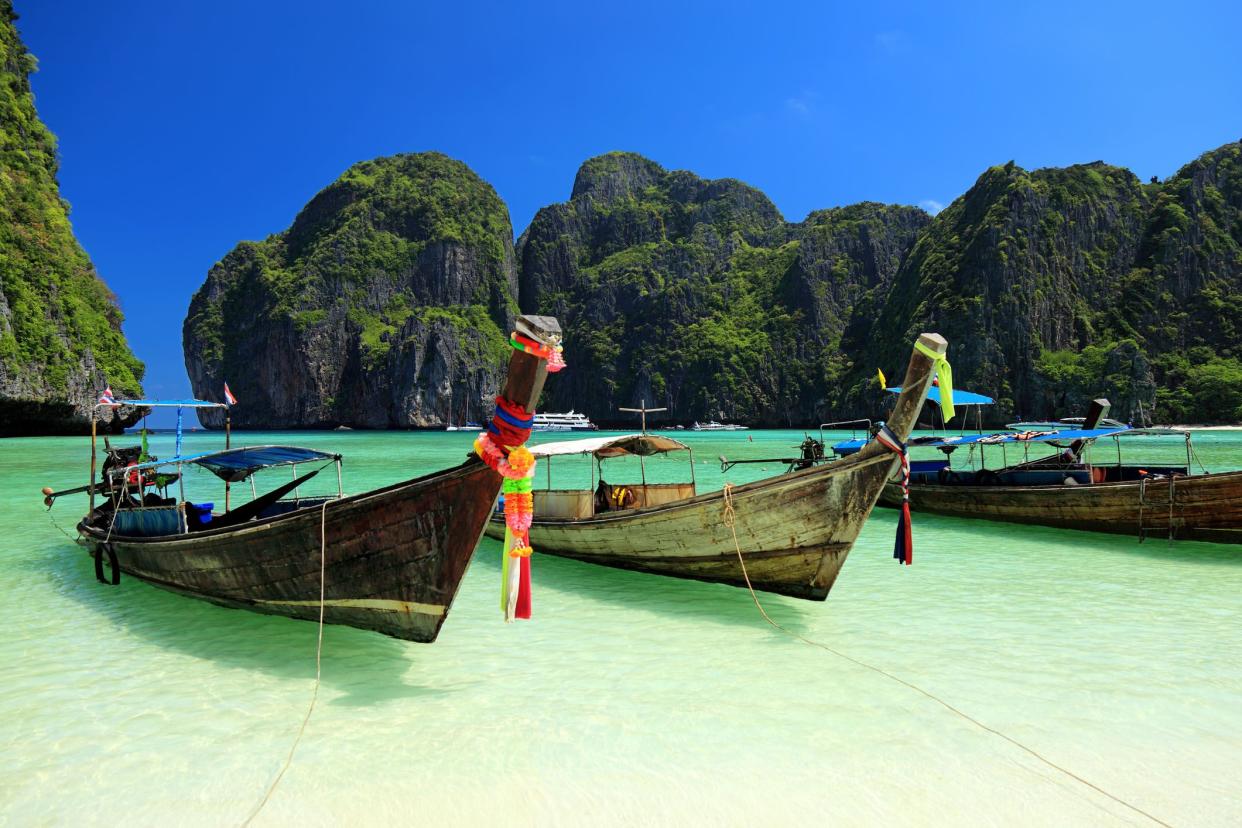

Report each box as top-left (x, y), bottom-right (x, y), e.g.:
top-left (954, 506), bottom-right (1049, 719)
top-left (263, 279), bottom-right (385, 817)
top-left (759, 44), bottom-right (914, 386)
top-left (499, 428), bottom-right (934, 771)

top-left (899, 466), bottom-right (1242, 496)
top-left (514, 448), bottom-right (898, 527)
top-left (78, 456), bottom-right (491, 546)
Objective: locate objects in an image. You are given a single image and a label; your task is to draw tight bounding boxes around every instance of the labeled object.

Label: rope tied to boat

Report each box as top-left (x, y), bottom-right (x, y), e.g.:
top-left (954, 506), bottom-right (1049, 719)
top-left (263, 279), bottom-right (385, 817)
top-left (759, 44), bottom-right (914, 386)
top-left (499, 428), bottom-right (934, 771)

top-left (242, 500), bottom-right (329, 826)
top-left (875, 425), bottom-right (913, 565)
top-left (719, 482), bottom-right (1172, 828)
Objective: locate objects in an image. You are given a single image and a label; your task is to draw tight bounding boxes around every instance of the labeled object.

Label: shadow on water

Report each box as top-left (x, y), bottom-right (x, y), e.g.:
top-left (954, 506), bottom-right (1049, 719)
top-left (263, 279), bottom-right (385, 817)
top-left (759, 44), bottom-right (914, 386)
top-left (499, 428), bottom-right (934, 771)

top-left (473, 536), bottom-right (818, 636)
top-left (22, 537), bottom-right (462, 707)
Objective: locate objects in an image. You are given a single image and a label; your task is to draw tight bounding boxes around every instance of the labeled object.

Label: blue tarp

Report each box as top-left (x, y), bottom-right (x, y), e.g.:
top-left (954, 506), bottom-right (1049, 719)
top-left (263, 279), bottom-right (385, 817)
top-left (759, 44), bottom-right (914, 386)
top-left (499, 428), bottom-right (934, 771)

top-left (832, 426), bottom-right (1131, 455)
top-left (114, 445), bottom-right (340, 482)
top-left (99, 398), bottom-right (228, 408)
top-left (886, 386), bottom-right (995, 406)
top-left (113, 505), bottom-right (187, 536)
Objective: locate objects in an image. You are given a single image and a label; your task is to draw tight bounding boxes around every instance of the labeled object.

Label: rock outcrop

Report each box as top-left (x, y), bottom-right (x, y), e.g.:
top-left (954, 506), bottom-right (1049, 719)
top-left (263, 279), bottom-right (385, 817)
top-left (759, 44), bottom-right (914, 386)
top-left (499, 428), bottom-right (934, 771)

top-left (182, 142), bottom-right (1241, 429)
top-left (517, 152), bottom-right (929, 425)
top-left (0, 2), bottom-right (144, 435)
top-left (845, 142), bottom-right (1242, 424)
top-left (183, 152), bottom-right (517, 428)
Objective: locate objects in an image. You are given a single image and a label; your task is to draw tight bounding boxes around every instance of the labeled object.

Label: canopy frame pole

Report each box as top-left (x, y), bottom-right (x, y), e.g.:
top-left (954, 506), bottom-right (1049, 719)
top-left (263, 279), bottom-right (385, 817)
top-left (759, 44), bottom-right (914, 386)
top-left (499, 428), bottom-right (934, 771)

top-left (547, 456), bottom-right (552, 490)
top-left (688, 447), bottom-right (696, 491)
top-left (250, 478), bottom-right (257, 501)
top-left (89, 413), bottom-right (98, 512)
top-left (292, 463), bottom-right (300, 502)
top-left (639, 454), bottom-right (646, 485)
top-left (224, 410), bottom-right (232, 513)
top-left (336, 460), bottom-right (344, 498)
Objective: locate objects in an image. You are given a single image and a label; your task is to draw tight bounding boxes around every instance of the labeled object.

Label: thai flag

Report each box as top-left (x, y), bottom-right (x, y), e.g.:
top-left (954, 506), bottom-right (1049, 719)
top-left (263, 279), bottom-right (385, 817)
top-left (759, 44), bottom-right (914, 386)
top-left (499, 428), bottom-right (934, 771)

top-left (224, 382), bottom-right (238, 406)
top-left (98, 385), bottom-right (116, 406)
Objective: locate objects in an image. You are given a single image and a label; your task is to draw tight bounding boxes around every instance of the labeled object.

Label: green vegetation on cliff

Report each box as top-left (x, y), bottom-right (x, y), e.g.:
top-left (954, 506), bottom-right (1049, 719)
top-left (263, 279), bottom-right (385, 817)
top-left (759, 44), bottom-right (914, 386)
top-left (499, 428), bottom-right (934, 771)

top-left (848, 144), bottom-right (1242, 424)
top-left (182, 141), bottom-right (1242, 428)
top-left (182, 151), bottom-right (518, 428)
top-left (520, 152), bottom-right (929, 424)
top-left (0, 2), bottom-right (143, 432)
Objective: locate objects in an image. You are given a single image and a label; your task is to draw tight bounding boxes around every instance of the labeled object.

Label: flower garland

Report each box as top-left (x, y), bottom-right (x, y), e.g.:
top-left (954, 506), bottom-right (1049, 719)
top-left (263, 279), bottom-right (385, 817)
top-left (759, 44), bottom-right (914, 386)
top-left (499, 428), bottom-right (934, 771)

top-left (472, 328), bottom-right (566, 621)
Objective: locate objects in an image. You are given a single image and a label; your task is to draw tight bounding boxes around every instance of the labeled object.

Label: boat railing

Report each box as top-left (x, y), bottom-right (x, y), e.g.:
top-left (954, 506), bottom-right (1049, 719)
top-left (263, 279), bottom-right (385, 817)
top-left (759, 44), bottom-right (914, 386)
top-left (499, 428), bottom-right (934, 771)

top-left (818, 419), bottom-right (872, 448)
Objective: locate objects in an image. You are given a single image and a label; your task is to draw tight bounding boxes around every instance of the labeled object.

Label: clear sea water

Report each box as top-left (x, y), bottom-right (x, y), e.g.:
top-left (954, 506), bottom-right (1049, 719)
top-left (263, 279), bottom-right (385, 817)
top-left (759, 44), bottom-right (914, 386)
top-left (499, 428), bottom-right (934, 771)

top-left (2, 428), bottom-right (1240, 825)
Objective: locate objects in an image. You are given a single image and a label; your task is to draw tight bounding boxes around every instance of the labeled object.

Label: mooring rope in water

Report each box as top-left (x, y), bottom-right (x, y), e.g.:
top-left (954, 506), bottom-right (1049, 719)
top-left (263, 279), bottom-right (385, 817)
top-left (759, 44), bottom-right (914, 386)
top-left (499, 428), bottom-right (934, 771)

top-left (242, 500), bottom-right (329, 827)
top-left (719, 483), bottom-right (1173, 828)
top-left (46, 508), bottom-right (79, 544)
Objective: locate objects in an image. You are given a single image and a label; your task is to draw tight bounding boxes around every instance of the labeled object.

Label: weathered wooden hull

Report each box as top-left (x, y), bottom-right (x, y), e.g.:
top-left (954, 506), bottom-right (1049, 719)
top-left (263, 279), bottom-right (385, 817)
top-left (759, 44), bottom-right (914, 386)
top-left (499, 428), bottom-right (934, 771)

top-left (487, 449), bottom-right (902, 599)
top-left (878, 470), bottom-right (1242, 543)
top-left (78, 460), bottom-right (502, 642)
top-left (70, 314), bottom-right (561, 643)
top-left (483, 332), bottom-right (950, 599)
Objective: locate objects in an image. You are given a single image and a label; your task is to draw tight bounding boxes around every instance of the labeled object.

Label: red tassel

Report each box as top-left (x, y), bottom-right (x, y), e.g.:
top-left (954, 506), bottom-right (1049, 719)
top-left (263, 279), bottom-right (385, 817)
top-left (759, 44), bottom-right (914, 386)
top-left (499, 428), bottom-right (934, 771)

top-left (902, 502), bottom-right (914, 565)
top-left (515, 555), bottom-right (532, 619)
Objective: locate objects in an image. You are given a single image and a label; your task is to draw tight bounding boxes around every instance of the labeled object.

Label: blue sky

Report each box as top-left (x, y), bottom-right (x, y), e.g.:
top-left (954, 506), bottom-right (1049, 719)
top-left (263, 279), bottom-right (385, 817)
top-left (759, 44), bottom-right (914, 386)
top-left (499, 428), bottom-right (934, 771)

top-left (16, 0), bottom-right (1242, 422)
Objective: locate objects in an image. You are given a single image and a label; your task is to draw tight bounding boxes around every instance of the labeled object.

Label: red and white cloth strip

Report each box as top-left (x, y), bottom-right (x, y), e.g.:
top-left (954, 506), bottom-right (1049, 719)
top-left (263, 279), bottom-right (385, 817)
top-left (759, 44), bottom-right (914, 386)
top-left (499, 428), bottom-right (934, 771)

top-left (875, 425), bottom-right (913, 565)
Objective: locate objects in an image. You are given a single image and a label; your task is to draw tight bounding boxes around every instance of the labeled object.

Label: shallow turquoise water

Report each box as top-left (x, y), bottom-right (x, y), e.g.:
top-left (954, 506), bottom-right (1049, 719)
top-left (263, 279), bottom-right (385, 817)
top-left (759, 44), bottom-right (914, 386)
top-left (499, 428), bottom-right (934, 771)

top-left (2, 428), bottom-right (1240, 825)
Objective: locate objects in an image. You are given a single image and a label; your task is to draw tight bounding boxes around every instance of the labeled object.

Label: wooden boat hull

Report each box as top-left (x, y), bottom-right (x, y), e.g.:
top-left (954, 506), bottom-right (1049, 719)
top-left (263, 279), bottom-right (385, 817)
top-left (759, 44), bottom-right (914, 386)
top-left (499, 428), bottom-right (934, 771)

top-left (78, 460), bottom-right (502, 642)
top-left (487, 449), bottom-right (903, 599)
top-left (78, 460), bottom-right (501, 642)
top-left (483, 332), bottom-right (948, 599)
top-left (878, 470), bottom-right (1242, 543)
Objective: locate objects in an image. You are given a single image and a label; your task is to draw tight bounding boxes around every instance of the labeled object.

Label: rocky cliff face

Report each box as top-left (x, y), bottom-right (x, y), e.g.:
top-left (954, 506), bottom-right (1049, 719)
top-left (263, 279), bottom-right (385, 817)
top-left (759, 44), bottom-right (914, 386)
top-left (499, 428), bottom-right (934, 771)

top-left (517, 152), bottom-right (929, 425)
top-left (0, 2), bottom-right (144, 435)
top-left (181, 142), bottom-right (1241, 430)
top-left (846, 142), bottom-right (1242, 424)
top-left (183, 152), bottom-right (517, 428)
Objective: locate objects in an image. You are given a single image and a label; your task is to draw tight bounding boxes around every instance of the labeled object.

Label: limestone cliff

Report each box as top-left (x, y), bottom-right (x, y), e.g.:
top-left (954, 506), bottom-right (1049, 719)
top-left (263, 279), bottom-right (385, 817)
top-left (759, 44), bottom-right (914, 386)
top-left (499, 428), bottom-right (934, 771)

top-left (182, 152), bottom-right (517, 428)
top-left (517, 152), bottom-right (929, 425)
top-left (846, 142), bottom-right (1242, 424)
top-left (0, 2), bottom-right (144, 435)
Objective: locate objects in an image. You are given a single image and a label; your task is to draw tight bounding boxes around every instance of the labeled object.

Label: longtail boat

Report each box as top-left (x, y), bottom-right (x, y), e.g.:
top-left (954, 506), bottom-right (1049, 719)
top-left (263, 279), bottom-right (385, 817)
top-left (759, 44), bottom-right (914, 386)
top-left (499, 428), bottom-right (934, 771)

top-left (484, 333), bottom-right (949, 599)
top-left (872, 426), bottom-right (1242, 544)
top-left (47, 315), bottom-right (562, 643)
top-left (833, 397), bottom-right (1242, 544)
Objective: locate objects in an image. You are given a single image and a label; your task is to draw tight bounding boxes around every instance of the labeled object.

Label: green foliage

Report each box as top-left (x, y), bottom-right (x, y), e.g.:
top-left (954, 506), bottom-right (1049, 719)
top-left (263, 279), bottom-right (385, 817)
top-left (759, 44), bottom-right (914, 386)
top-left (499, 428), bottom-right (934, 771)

top-left (850, 144), bottom-right (1242, 424)
top-left (0, 2), bottom-right (144, 402)
top-left (184, 149), bottom-right (518, 393)
top-left (526, 152), bottom-right (927, 423)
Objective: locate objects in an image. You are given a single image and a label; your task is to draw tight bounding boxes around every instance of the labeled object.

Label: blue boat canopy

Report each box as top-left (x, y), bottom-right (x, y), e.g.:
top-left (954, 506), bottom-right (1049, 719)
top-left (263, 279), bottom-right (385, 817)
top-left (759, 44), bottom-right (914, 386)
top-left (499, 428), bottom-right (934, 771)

top-left (886, 386), bottom-right (995, 407)
top-left (832, 426), bottom-right (1132, 456)
top-left (111, 445), bottom-right (341, 482)
top-left (96, 398), bottom-right (227, 409)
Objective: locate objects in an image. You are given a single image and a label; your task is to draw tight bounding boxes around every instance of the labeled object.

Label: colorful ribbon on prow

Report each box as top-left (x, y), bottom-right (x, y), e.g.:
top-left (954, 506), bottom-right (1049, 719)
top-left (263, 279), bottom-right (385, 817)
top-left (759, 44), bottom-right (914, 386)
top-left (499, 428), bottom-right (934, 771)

top-left (913, 339), bottom-right (955, 423)
top-left (875, 425), bottom-right (913, 565)
top-left (474, 330), bottom-right (565, 621)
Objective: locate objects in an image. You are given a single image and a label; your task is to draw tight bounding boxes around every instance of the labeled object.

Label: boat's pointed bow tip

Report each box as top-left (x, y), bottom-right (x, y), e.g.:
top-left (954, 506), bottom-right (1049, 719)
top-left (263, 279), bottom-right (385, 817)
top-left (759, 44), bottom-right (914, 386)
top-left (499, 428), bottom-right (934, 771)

top-left (917, 332), bottom-right (948, 354)
top-left (516, 314), bottom-right (562, 343)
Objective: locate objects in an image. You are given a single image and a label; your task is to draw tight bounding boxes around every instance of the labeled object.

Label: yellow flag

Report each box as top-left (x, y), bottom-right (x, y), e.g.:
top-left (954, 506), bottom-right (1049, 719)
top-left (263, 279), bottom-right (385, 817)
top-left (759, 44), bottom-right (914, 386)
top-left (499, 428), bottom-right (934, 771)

top-left (876, 368), bottom-right (887, 389)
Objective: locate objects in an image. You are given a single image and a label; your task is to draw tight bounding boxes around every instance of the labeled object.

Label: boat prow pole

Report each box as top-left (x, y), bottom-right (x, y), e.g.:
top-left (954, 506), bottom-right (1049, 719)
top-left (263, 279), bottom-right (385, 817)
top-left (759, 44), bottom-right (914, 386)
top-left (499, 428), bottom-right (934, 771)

top-left (848, 332), bottom-right (947, 472)
top-left (890, 333), bottom-right (948, 441)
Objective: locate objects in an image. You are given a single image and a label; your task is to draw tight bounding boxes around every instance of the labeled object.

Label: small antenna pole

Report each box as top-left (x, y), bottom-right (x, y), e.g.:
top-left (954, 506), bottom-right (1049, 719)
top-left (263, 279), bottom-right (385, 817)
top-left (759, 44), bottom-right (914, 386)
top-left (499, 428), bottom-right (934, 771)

top-left (618, 399), bottom-right (668, 434)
